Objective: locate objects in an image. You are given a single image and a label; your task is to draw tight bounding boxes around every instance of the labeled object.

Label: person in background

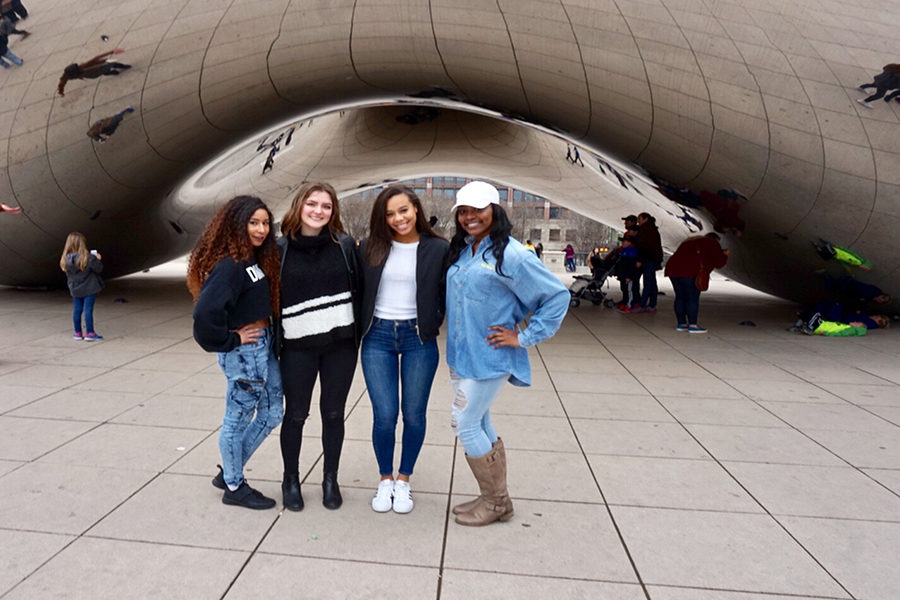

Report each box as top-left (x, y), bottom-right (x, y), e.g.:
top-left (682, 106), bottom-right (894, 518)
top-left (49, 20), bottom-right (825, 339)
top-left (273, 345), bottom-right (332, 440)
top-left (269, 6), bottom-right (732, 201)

top-left (277, 182), bottom-right (362, 511)
top-left (663, 232), bottom-right (729, 333)
top-left (524, 239), bottom-right (537, 254)
top-left (633, 212), bottom-right (662, 313)
top-left (534, 242), bottom-right (543, 260)
top-left (187, 196), bottom-right (283, 510)
top-left (57, 48), bottom-right (131, 96)
top-left (86, 106), bottom-right (134, 143)
top-left (564, 243), bottom-right (576, 272)
top-left (445, 181), bottom-right (569, 526)
top-left (60, 232), bottom-right (104, 341)
top-left (614, 238), bottom-right (639, 312)
top-left (359, 186), bottom-right (449, 514)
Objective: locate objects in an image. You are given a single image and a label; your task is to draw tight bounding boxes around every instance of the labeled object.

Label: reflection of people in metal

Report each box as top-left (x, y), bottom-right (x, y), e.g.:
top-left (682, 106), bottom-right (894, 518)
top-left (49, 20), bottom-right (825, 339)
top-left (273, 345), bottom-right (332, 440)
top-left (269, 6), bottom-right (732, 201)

top-left (1, 0), bottom-right (27, 22)
top-left (57, 48), bottom-right (131, 97)
top-left (857, 64), bottom-right (900, 108)
top-left (261, 146), bottom-right (277, 174)
top-left (86, 106), bottom-right (134, 143)
top-left (572, 145), bottom-right (584, 166)
top-left (0, 15), bottom-right (28, 39)
top-left (0, 29), bottom-right (22, 68)
top-left (812, 239), bottom-right (873, 271)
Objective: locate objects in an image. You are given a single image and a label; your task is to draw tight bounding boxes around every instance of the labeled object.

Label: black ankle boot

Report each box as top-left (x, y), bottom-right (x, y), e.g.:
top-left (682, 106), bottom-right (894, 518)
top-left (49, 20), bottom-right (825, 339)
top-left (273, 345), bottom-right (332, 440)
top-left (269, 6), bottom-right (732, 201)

top-left (282, 473), bottom-right (303, 512)
top-left (322, 471), bottom-right (342, 509)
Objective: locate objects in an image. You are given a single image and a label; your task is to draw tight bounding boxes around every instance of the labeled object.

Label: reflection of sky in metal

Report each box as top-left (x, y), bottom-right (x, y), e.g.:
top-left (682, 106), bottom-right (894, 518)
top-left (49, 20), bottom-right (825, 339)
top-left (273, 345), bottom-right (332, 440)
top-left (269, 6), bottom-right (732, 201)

top-left (174, 102), bottom-right (707, 247)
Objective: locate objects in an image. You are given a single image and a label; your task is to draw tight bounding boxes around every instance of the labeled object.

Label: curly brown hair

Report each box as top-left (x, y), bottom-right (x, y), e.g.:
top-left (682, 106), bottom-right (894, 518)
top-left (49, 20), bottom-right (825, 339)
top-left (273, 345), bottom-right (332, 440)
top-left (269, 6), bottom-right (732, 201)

top-left (186, 196), bottom-right (280, 315)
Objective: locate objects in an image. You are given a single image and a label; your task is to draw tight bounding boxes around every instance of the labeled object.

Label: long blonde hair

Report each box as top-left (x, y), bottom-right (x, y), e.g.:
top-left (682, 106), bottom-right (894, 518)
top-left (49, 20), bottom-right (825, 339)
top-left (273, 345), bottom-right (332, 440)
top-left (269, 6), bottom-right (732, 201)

top-left (60, 232), bottom-right (89, 272)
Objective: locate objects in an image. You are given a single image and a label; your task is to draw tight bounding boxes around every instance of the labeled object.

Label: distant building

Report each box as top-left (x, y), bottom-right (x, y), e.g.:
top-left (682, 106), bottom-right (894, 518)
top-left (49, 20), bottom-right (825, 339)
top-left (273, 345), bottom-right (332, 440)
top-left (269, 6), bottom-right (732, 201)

top-left (343, 176), bottom-right (613, 260)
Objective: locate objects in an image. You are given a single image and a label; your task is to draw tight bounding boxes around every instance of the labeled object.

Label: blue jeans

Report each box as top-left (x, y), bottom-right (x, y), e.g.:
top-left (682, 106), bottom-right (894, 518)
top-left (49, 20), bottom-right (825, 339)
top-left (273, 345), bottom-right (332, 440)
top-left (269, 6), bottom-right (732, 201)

top-left (1, 49), bottom-right (22, 66)
top-left (670, 276), bottom-right (701, 325)
top-left (450, 371), bottom-right (507, 457)
top-left (72, 294), bottom-right (96, 333)
top-left (640, 261), bottom-right (659, 308)
top-left (217, 328), bottom-right (284, 488)
top-left (362, 318), bottom-right (439, 477)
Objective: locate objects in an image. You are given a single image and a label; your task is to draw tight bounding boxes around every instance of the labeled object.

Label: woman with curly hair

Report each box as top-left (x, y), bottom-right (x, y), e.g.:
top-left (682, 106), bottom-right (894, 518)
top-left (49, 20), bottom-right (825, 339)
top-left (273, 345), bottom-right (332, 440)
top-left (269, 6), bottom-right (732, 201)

top-left (445, 181), bottom-right (569, 527)
top-left (277, 182), bottom-right (362, 512)
top-left (187, 195), bottom-right (283, 510)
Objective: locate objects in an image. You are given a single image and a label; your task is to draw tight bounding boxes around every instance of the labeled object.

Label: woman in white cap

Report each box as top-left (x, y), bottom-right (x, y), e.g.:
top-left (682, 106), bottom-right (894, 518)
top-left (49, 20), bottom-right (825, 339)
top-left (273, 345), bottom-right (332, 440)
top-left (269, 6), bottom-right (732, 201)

top-left (445, 180), bottom-right (569, 526)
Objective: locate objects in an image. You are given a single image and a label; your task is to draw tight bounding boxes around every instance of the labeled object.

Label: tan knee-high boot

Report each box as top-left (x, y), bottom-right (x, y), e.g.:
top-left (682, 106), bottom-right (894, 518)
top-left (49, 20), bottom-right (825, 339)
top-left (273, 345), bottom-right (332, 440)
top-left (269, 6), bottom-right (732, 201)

top-left (452, 438), bottom-right (504, 515)
top-left (455, 446), bottom-right (514, 526)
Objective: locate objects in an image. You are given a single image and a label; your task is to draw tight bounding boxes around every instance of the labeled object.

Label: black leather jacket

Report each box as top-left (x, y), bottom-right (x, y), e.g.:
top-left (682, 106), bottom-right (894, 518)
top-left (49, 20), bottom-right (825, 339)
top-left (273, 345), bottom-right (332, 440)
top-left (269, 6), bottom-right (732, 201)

top-left (359, 234), bottom-right (449, 343)
top-left (273, 232), bottom-right (363, 357)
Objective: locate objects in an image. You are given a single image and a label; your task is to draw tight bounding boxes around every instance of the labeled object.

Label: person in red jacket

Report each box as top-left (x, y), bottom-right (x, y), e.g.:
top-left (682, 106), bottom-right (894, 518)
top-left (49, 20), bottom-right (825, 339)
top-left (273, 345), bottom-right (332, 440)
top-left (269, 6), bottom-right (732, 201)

top-left (663, 233), bottom-right (729, 333)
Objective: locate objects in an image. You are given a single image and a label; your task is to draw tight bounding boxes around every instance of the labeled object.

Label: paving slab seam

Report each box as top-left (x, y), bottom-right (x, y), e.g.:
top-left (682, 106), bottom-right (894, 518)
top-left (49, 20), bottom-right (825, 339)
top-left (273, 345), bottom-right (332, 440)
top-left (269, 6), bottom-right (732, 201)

top-left (564, 311), bottom-right (858, 598)
top-left (0, 534), bottom-right (81, 600)
top-left (440, 565), bottom-right (642, 586)
top-left (645, 581), bottom-right (854, 599)
top-left (593, 310), bottom-right (900, 500)
top-left (533, 344), bottom-right (653, 600)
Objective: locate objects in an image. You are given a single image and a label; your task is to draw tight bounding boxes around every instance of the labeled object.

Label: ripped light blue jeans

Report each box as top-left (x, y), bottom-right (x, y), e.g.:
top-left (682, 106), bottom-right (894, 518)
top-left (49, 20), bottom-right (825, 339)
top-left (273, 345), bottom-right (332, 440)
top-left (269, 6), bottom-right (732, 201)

top-left (450, 370), bottom-right (507, 457)
top-left (217, 328), bottom-right (284, 488)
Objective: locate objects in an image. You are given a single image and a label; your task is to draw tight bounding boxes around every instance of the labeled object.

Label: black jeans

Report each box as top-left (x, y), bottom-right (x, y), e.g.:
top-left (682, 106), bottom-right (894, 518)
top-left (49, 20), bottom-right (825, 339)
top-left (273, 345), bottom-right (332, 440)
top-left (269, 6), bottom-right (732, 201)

top-left (670, 276), bottom-right (702, 325)
top-left (279, 338), bottom-right (358, 475)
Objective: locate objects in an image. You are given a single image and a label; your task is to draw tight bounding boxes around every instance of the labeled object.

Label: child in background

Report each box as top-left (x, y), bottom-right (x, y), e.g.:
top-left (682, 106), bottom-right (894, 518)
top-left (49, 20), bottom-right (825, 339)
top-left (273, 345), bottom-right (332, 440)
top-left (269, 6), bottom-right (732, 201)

top-left (60, 232), bottom-right (104, 341)
top-left (615, 237), bottom-right (639, 312)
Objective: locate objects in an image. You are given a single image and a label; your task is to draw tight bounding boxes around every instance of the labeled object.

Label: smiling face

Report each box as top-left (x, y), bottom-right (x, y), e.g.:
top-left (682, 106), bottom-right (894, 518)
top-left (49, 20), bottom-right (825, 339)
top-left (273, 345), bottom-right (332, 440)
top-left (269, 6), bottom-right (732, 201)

top-left (456, 205), bottom-right (494, 241)
top-left (300, 190), bottom-right (333, 235)
top-left (246, 208), bottom-right (270, 247)
top-left (385, 193), bottom-right (419, 243)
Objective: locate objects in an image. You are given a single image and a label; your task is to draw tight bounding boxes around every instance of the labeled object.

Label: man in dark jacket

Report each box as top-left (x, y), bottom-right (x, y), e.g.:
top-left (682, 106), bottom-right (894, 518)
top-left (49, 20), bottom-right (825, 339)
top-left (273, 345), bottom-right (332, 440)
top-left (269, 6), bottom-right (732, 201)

top-left (633, 212), bottom-right (663, 313)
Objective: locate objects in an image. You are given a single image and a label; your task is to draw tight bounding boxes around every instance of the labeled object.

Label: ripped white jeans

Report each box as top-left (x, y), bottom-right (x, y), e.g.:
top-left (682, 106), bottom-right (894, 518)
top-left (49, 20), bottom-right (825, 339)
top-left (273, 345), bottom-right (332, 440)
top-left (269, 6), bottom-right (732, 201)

top-left (449, 371), bottom-right (507, 457)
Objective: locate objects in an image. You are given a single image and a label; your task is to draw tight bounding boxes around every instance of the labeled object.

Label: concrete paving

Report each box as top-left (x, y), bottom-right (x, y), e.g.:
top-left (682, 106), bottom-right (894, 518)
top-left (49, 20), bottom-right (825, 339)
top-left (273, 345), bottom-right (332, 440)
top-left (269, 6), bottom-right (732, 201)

top-left (1, 261), bottom-right (899, 600)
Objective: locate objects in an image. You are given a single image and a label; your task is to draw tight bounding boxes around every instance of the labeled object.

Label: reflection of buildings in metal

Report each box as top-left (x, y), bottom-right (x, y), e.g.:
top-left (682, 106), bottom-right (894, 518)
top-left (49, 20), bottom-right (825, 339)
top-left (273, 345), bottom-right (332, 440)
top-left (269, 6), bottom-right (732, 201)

top-left (341, 176), bottom-right (616, 254)
top-left (0, 0), bottom-right (896, 309)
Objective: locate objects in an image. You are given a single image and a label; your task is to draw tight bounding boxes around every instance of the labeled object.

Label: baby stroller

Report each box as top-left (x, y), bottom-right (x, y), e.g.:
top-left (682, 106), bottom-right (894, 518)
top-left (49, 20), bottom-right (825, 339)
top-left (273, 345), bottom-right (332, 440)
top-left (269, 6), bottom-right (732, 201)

top-left (569, 255), bottom-right (617, 308)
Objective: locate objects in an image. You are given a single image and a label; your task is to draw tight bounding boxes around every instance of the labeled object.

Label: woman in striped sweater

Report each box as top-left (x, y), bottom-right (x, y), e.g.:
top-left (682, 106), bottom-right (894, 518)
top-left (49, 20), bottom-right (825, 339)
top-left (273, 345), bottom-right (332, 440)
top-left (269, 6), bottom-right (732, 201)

top-left (277, 182), bottom-right (362, 511)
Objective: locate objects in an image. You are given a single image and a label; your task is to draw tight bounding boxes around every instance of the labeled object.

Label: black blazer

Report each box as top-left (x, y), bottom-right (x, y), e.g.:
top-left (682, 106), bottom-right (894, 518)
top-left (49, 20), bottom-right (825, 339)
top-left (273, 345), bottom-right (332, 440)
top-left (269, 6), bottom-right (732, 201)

top-left (359, 234), bottom-right (450, 343)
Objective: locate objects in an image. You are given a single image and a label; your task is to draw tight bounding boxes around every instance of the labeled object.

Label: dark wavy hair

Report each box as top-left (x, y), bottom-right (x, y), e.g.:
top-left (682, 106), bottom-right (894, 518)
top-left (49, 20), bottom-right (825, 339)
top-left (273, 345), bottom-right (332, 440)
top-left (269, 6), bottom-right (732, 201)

top-left (186, 195), bottom-right (280, 315)
top-left (365, 185), bottom-right (442, 266)
top-left (447, 203), bottom-right (513, 277)
top-left (281, 181), bottom-right (344, 240)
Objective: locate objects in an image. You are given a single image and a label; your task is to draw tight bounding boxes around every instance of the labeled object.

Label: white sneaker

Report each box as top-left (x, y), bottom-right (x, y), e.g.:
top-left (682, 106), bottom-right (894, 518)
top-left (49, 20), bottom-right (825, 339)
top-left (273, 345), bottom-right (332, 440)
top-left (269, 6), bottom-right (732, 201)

top-left (371, 479), bottom-right (393, 512)
top-left (392, 480), bottom-right (414, 514)
top-left (857, 98), bottom-right (872, 109)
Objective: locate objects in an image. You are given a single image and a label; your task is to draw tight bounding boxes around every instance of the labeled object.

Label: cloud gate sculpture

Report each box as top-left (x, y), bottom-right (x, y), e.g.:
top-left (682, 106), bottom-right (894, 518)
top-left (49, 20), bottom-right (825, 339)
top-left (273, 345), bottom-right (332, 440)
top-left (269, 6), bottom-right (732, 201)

top-left (1, 0), bottom-right (898, 310)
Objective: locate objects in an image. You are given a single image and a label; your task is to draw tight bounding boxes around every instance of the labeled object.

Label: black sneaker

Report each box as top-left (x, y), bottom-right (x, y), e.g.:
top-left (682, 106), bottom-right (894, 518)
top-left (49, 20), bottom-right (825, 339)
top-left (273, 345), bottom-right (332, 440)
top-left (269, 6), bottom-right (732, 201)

top-left (211, 465), bottom-right (225, 490)
top-left (223, 482), bottom-right (276, 510)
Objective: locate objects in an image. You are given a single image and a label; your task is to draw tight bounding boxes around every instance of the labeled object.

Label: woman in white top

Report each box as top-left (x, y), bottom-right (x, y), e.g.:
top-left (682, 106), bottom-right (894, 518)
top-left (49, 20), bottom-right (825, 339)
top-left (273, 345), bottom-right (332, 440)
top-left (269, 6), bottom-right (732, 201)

top-left (359, 186), bottom-right (449, 513)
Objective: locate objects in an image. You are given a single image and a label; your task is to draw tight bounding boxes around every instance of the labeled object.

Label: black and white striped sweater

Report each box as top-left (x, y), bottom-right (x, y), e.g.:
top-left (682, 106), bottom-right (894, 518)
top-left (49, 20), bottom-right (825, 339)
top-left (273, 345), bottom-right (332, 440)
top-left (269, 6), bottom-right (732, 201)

top-left (280, 231), bottom-right (355, 349)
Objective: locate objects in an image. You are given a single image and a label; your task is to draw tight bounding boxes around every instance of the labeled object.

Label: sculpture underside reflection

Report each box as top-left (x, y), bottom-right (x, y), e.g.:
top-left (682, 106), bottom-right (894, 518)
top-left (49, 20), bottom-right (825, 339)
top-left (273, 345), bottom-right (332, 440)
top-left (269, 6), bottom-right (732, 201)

top-left (0, 0), bottom-right (897, 310)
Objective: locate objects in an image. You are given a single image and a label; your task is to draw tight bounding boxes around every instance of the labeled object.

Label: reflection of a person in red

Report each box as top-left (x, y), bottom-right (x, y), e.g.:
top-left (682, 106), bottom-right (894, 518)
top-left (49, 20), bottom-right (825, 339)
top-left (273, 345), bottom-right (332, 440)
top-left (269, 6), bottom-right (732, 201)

top-left (2, 202), bottom-right (22, 214)
top-left (699, 189), bottom-right (745, 236)
top-left (57, 48), bottom-right (131, 97)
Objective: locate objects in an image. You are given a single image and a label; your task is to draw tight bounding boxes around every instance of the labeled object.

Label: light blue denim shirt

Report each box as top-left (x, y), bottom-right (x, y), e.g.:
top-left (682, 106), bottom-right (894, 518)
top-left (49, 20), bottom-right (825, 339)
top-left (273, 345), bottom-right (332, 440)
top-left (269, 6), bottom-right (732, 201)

top-left (446, 236), bottom-right (569, 386)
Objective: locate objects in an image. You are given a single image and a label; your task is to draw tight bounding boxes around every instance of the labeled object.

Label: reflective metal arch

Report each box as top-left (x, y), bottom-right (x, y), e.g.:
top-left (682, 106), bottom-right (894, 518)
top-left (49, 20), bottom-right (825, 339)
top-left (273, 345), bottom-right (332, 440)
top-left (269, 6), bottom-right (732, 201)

top-left (0, 0), bottom-right (897, 307)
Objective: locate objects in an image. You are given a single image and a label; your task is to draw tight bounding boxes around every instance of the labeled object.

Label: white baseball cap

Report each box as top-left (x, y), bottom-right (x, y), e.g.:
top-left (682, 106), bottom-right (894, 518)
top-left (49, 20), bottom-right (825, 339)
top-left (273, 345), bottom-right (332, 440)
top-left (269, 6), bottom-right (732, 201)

top-left (452, 181), bottom-right (500, 210)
